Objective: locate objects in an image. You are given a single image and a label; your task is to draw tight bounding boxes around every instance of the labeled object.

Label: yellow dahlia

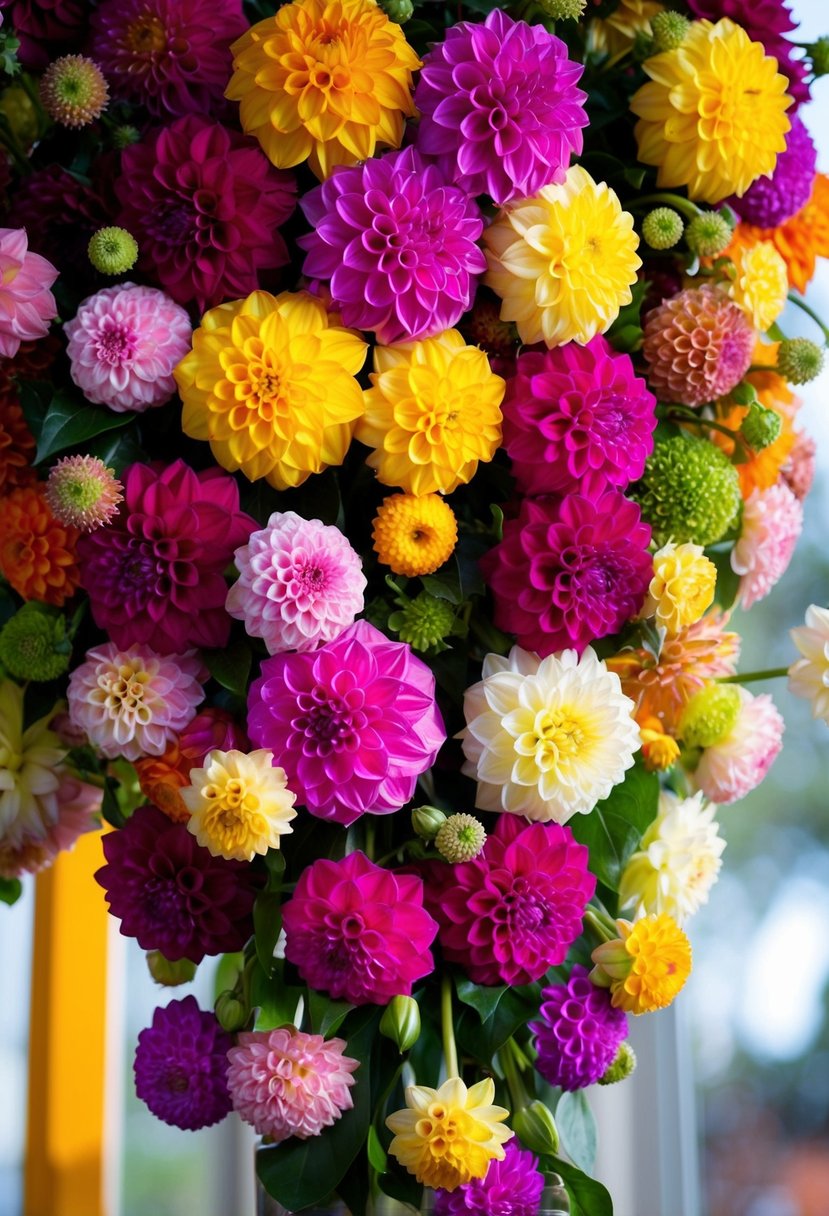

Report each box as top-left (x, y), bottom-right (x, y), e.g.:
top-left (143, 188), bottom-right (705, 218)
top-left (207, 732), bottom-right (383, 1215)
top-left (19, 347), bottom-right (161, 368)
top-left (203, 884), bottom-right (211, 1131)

top-left (484, 166), bottom-right (640, 348)
top-left (731, 174), bottom-right (829, 293)
top-left (639, 720), bottom-right (681, 772)
top-left (357, 330), bottom-right (504, 497)
top-left (181, 749), bottom-right (297, 862)
top-left (372, 493), bottom-right (457, 577)
top-left (588, 0), bottom-right (663, 63)
top-left (591, 913), bottom-right (692, 1014)
top-left (386, 1076), bottom-right (512, 1191)
top-left (727, 240), bottom-right (788, 332)
top-left (225, 0), bottom-right (419, 180)
top-left (631, 19), bottom-right (791, 204)
top-left (175, 291), bottom-right (366, 490)
top-left (642, 541), bottom-right (717, 635)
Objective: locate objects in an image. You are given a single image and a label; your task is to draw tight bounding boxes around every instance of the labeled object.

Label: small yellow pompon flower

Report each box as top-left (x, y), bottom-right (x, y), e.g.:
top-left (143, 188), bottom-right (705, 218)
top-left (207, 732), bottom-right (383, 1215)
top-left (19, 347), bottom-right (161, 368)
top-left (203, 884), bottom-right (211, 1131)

top-left (642, 542), bottom-right (717, 635)
top-left (727, 240), bottom-right (789, 333)
top-left (590, 913), bottom-right (692, 1014)
top-left (639, 718), bottom-right (681, 772)
top-left (357, 330), bottom-right (505, 497)
top-left (181, 749), bottom-right (297, 862)
top-left (372, 493), bottom-right (458, 577)
top-left (386, 1076), bottom-right (513, 1191)
top-left (483, 166), bottom-right (640, 348)
top-left (630, 19), bottom-right (791, 204)
top-left (225, 0), bottom-right (419, 180)
top-left (175, 291), bottom-right (366, 490)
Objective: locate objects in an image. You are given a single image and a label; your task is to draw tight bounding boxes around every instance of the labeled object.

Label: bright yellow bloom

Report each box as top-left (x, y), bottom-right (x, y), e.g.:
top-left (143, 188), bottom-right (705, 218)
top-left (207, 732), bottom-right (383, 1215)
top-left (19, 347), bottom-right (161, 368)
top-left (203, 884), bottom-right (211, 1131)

top-left (372, 493), bottom-right (457, 577)
top-left (386, 1076), bottom-right (512, 1191)
top-left (643, 542), bottom-right (717, 635)
top-left (591, 913), bottom-right (692, 1014)
top-left (730, 174), bottom-right (829, 293)
top-left (357, 330), bottom-right (505, 497)
top-left (727, 240), bottom-right (788, 332)
top-left (639, 720), bottom-right (681, 772)
top-left (182, 749), bottom-right (297, 862)
top-left (225, 0), bottom-right (419, 180)
top-left (631, 19), bottom-right (791, 203)
top-left (175, 291), bottom-right (367, 490)
top-left (588, 0), bottom-right (663, 63)
top-left (484, 166), bottom-right (640, 348)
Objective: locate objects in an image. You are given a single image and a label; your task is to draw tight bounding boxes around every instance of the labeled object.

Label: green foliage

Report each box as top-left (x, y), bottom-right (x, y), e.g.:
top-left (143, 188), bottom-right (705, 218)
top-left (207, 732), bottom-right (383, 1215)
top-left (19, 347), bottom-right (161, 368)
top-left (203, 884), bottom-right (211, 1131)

top-left (556, 1089), bottom-right (598, 1174)
top-left (204, 639), bottom-right (252, 699)
top-left (547, 1157), bottom-right (614, 1216)
top-left (32, 388), bottom-right (133, 464)
top-left (569, 763), bottom-right (660, 892)
top-left (0, 877), bottom-right (22, 906)
top-left (707, 544), bottom-right (742, 611)
top-left (456, 982), bottom-right (540, 1061)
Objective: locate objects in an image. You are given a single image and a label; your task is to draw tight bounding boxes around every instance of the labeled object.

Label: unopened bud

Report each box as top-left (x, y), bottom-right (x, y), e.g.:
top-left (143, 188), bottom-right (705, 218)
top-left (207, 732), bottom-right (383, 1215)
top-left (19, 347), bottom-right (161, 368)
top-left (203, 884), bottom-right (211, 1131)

top-left (777, 337), bottom-right (825, 385)
top-left (146, 951), bottom-right (197, 987)
top-left (512, 1100), bottom-right (560, 1158)
top-left (215, 990), bottom-right (248, 1033)
top-left (411, 805), bottom-right (447, 841)
top-left (536, 0), bottom-right (586, 18)
top-left (599, 1040), bottom-right (637, 1085)
top-left (807, 36), bottom-right (829, 77)
top-left (730, 381), bottom-right (758, 407)
top-left (379, 995), bottom-right (421, 1052)
top-left (741, 402), bottom-right (782, 451)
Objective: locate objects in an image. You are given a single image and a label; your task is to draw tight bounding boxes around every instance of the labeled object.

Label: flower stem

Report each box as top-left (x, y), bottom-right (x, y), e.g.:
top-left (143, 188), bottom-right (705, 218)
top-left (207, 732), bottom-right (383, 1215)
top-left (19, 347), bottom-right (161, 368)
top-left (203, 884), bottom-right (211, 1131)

top-left (787, 292), bottom-right (829, 341)
top-left (441, 974), bottom-right (459, 1079)
top-left (499, 1038), bottom-right (530, 1112)
top-left (364, 818), bottom-right (376, 862)
top-left (719, 667), bottom-right (789, 684)
top-left (631, 193), bottom-right (701, 221)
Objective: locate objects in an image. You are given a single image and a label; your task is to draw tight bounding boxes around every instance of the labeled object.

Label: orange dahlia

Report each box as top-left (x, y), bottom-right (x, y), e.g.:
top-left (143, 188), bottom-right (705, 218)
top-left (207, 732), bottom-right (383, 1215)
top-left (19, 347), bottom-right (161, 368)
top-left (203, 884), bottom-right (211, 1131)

top-left (0, 392), bottom-right (36, 495)
top-left (729, 174), bottom-right (829, 293)
top-left (0, 485), bottom-right (81, 606)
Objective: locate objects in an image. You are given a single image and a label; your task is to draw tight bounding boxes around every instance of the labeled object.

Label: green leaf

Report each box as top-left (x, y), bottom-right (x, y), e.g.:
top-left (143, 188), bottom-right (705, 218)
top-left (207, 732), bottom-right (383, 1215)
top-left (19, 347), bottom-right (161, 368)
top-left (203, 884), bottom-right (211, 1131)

top-left (420, 564), bottom-right (464, 604)
top-left (546, 1157), bottom-right (614, 1216)
top-left (307, 988), bottom-right (354, 1039)
top-left (556, 1090), bottom-right (597, 1175)
top-left (454, 976), bottom-right (508, 1022)
top-left (367, 1124), bottom-right (388, 1174)
top-left (253, 890), bottom-right (282, 973)
top-left (100, 775), bottom-right (126, 829)
top-left (33, 390), bottom-right (132, 464)
top-left (707, 545), bottom-right (742, 611)
top-left (249, 959), bottom-right (303, 1030)
top-left (213, 951), bottom-right (244, 1003)
top-left (0, 877), bottom-right (22, 906)
top-left (378, 1167), bottom-right (423, 1214)
top-left (204, 640), bottom-right (252, 698)
top-left (456, 985), bottom-right (539, 1062)
top-left (568, 764), bottom-right (659, 891)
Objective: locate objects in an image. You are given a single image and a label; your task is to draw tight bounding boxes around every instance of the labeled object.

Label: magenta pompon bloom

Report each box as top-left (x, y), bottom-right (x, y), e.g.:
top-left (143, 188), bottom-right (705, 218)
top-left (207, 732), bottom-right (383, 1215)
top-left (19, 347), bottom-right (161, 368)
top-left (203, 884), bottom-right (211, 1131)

top-left (300, 146), bottom-right (486, 345)
top-left (531, 964), bottom-right (629, 1091)
top-left (692, 688), bottom-right (784, 805)
top-left (432, 1139), bottom-right (546, 1216)
top-left (134, 996), bottom-right (233, 1130)
top-left (501, 337), bottom-right (656, 497)
top-left (481, 491), bottom-right (653, 657)
top-left (730, 114), bottom-right (817, 228)
top-left (247, 619), bottom-right (446, 827)
top-left (413, 9), bottom-right (587, 206)
top-left (78, 460), bottom-right (255, 655)
top-left (0, 228), bottom-right (58, 358)
top-left (731, 482), bottom-right (803, 610)
top-left (282, 851), bottom-right (438, 1005)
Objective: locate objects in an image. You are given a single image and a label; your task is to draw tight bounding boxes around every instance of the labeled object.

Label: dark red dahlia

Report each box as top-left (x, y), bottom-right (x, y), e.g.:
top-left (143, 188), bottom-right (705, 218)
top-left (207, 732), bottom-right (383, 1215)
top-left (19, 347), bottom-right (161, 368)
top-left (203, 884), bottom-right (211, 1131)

top-left (6, 166), bottom-right (110, 287)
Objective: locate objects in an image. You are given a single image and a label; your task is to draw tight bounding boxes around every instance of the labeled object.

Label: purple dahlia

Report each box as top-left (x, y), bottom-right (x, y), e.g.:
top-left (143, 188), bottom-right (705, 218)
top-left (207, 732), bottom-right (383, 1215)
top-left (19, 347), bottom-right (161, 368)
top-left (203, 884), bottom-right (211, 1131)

top-left (730, 114), bottom-right (817, 228)
top-left (134, 996), bottom-right (233, 1130)
top-left (531, 965), bottom-right (629, 1091)
top-left (433, 1140), bottom-right (545, 1216)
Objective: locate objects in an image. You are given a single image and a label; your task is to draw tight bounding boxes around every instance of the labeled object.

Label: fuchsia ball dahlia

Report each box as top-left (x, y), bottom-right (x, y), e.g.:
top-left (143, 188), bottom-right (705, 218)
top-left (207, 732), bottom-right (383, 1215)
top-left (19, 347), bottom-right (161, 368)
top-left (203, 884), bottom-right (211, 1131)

top-left (0, 228), bottom-right (57, 358)
top-left (502, 337), bottom-right (656, 497)
top-left (65, 284), bottom-right (191, 413)
top-left (414, 9), bottom-right (587, 206)
top-left (300, 147), bottom-right (486, 345)
top-left (693, 688), bottom-right (784, 804)
top-left (227, 1028), bottom-right (359, 1142)
top-left (482, 491), bottom-right (652, 657)
top-left (247, 620), bottom-right (445, 827)
top-left (432, 1140), bottom-right (545, 1216)
top-left (531, 965), bottom-right (629, 1091)
top-left (731, 482), bottom-right (803, 610)
top-left (78, 460), bottom-right (255, 655)
top-left (730, 115), bottom-right (817, 229)
top-left (226, 512), bottom-right (366, 655)
top-left (134, 997), bottom-right (233, 1130)
top-left (116, 117), bottom-right (296, 311)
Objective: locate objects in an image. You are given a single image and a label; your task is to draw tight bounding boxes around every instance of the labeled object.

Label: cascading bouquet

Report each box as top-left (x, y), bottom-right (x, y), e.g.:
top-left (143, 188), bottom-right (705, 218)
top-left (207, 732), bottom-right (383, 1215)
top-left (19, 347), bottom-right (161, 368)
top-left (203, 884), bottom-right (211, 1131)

top-left (2, 0), bottom-right (829, 1212)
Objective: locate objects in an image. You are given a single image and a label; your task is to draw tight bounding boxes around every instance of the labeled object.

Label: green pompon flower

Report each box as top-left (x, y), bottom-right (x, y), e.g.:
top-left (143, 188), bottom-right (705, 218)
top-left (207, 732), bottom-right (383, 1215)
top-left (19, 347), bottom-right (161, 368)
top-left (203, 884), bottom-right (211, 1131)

top-left (0, 602), bottom-right (71, 682)
top-left (686, 212), bottom-right (733, 258)
top-left (632, 436), bottom-right (741, 548)
top-left (536, 0), bottom-right (586, 19)
top-left (679, 683), bottom-right (742, 749)
top-left (598, 1041), bottom-right (637, 1086)
top-left (411, 805), bottom-right (447, 841)
top-left (777, 337), bottom-right (825, 385)
top-left (642, 207), bottom-right (684, 251)
top-left (435, 813), bottom-right (487, 863)
top-left (377, 0), bottom-right (413, 22)
top-left (807, 36), bottom-right (829, 77)
top-left (741, 403), bottom-right (782, 451)
top-left (649, 11), bottom-right (690, 53)
top-left (388, 591), bottom-right (456, 654)
top-left (112, 123), bottom-right (140, 149)
top-left (40, 54), bottom-right (108, 129)
top-left (88, 226), bottom-right (139, 276)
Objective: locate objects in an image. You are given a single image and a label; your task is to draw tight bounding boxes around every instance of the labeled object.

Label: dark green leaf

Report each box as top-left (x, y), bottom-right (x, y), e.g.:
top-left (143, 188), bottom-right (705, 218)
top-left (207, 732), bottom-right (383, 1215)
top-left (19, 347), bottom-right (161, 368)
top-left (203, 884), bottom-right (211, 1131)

top-left (250, 959), bottom-right (303, 1030)
top-left (0, 877), bottom-right (22, 906)
top-left (454, 976), bottom-right (508, 1022)
top-left (253, 891), bottom-right (282, 973)
top-left (420, 565), bottom-right (464, 605)
top-left (34, 390), bottom-right (132, 464)
top-left (100, 776), bottom-right (126, 829)
top-left (263, 848), bottom-right (286, 890)
top-left (17, 380), bottom-right (51, 434)
top-left (546, 1157), bottom-right (614, 1216)
top-left (569, 764), bottom-right (659, 891)
top-left (213, 951), bottom-right (244, 1003)
top-left (378, 1166), bottom-right (423, 1213)
top-left (85, 424), bottom-right (145, 475)
top-left (307, 988), bottom-right (354, 1039)
top-left (204, 641), bottom-right (252, 698)
top-left (456, 985), bottom-right (539, 1062)
top-left (556, 1090), bottom-right (597, 1175)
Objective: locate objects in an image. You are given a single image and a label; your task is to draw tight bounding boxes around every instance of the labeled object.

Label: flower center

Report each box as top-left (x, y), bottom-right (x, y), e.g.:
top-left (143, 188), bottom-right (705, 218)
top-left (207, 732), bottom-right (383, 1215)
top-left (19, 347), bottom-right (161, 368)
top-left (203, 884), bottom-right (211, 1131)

top-left (95, 320), bottom-right (137, 367)
top-left (529, 709), bottom-right (584, 769)
top-left (125, 14), bottom-right (168, 54)
top-left (99, 663), bottom-right (152, 725)
top-left (292, 684), bottom-right (367, 755)
top-left (163, 1067), bottom-right (190, 1095)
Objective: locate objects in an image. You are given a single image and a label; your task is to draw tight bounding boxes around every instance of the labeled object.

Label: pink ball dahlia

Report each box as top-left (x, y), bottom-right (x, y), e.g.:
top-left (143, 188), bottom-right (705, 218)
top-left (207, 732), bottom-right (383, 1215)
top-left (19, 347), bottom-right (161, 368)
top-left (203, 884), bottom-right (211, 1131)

top-left (731, 483), bottom-right (803, 610)
top-left (247, 620), bottom-right (445, 827)
top-left (65, 283), bottom-right (191, 413)
top-left (116, 116), bottom-right (296, 311)
top-left (0, 228), bottom-right (58, 358)
top-left (502, 337), bottom-right (656, 497)
top-left (693, 688), bottom-right (784, 804)
top-left (481, 491), bottom-right (652, 656)
top-left (300, 146), bottom-right (486, 345)
top-left (78, 460), bottom-right (255, 655)
top-left (642, 285), bottom-right (754, 408)
top-left (782, 431), bottom-right (816, 502)
top-left (282, 851), bottom-right (438, 1005)
top-left (227, 1028), bottom-right (359, 1142)
top-left (226, 512), bottom-right (366, 655)
top-left (414, 9), bottom-right (587, 206)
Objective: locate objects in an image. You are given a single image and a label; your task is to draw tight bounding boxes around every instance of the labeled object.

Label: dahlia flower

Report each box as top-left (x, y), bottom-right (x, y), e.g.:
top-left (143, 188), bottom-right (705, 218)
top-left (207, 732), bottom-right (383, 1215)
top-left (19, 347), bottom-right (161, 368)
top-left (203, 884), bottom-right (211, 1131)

top-left (0, 0), bottom-right (87, 70)
top-left (0, 769), bottom-right (100, 880)
top-left (789, 605), bottom-right (829, 725)
top-left (67, 642), bottom-right (205, 761)
top-left (0, 228), bottom-right (58, 358)
top-left (587, 0), bottom-right (662, 61)
top-left (372, 493), bottom-right (458, 578)
top-left (78, 460), bottom-right (255, 655)
top-left (643, 542), bottom-right (717, 635)
top-left (227, 1028), bottom-right (359, 1141)
top-left (300, 148), bottom-right (485, 344)
top-left (176, 291), bottom-right (366, 490)
top-left (226, 512), bottom-right (366, 655)
top-left (39, 54), bottom-right (108, 128)
top-left (631, 19), bottom-right (791, 203)
top-left (460, 646), bottom-right (640, 823)
top-left (0, 394), bottom-right (35, 495)
top-left (134, 708), bottom-right (249, 824)
top-left (692, 688), bottom-right (784, 803)
top-left (783, 431), bottom-right (816, 501)
top-left (248, 620), bottom-right (445, 826)
top-left (591, 914), bottom-right (692, 1014)
top-left (414, 8), bottom-right (587, 205)
top-left (181, 749), bottom-right (296, 862)
top-left (134, 997), bottom-right (233, 1130)
top-left (0, 603), bottom-right (69, 683)
top-left (226, 0), bottom-right (419, 179)
top-left (45, 455), bottom-right (123, 532)
top-left (731, 483), bottom-right (803, 610)
top-left (432, 1140), bottom-right (545, 1216)
top-left (730, 114), bottom-right (817, 228)
top-left (712, 399), bottom-right (796, 500)
top-left (680, 684), bottom-right (742, 750)
top-left (727, 241), bottom-right (789, 333)
top-left (686, 0), bottom-right (808, 106)
top-left (87, 227), bottom-right (138, 276)
top-left (733, 175), bottom-right (829, 294)
top-left (484, 166), bottom-right (640, 347)
top-left (435, 814), bottom-right (486, 864)
top-left (0, 485), bottom-right (80, 607)
top-left (282, 850), bottom-right (438, 1004)
top-left (531, 965), bottom-right (628, 1091)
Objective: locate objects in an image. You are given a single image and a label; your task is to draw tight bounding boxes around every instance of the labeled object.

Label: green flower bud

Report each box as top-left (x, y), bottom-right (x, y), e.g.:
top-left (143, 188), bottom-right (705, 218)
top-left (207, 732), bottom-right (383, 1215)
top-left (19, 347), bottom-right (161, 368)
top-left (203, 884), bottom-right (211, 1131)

top-left (679, 683), bottom-right (741, 749)
top-left (729, 381), bottom-right (758, 407)
top-left (435, 813), bottom-right (487, 863)
top-left (642, 207), bottom-right (684, 251)
top-left (388, 590), bottom-right (456, 654)
top-left (741, 402), bottom-right (782, 451)
top-left (777, 337), bottom-right (825, 385)
top-left (0, 602), bottom-right (71, 682)
top-left (632, 435), bottom-right (741, 548)
top-left (536, 0), bottom-right (586, 18)
top-left (649, 11), bottom-right (690, 53)
top-left (411, 805), bottom-right (447, 841)
top-left (112, 123), bottom-right (141, 149)
top-left (377, 0), bottom-right (413, 22)
top-left (146, 951), bottom-right (198, 987)
top-left (379, 995), bottom-right (421, 1052)
top-left (807, 36), bottom-right (829, 77)
top-left (512, 1100), bottom-right (559, 1158)
top-left (685, 211), bottom-right (733, 258)
top-left (88, 226), bottom-right (139, 275)
top-left (215, 990), bottom-right (249, 1032)
top-left (598, 1040), bottom-right (637, 1085)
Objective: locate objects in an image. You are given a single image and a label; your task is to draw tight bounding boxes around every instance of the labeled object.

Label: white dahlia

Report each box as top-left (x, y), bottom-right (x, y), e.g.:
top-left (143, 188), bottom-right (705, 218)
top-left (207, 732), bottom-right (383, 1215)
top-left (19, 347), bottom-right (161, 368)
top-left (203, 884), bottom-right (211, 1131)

top-left (788, 604), bottom-right (829, 725)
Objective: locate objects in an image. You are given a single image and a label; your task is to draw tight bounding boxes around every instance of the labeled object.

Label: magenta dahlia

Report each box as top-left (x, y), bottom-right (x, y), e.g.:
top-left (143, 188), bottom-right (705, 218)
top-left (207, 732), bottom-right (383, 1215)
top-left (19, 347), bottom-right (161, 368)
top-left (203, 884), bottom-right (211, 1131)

top-left (433, 1141), bottom-right (545, 1216)
top-left (531, 965), bottom-right (629, 1091)
top-left (134, 997), bottom-right (233, 1130)
top-left (77, 460), bottom-right (255, 655)
top-left (730, 114), bottom-right (817, 228)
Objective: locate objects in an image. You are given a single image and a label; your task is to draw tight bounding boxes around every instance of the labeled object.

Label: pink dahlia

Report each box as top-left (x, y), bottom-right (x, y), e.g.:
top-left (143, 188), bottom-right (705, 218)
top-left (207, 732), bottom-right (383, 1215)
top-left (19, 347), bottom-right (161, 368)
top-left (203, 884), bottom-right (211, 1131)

top-left (693, 688), bottom-right (784, 804)
top-left (782, 431), bottom-right (816, 501)
top-left (502, 337), bottom-right (656, 497)
top-left (67, 642), bottom-right (205, 761)
top-left (247, 620), bottom-right (446, 827)
top-left (0, 229), bottom-right (57, 358)
top-left (0, 772), bottom-right (101, 880)
top-left (300, 146), bottom-right (486, 345)
top-left (226, 511), bottom-right (366, 655)
top-left (482, 491), bottom-right (652, 656)
top-left (116, 116), bottom-right (296, 311)
top-left (89, 0), bottom-right (246, 117)
top-left (282, 851), bottom-right (438, 1005)
top-left (731, 483), bottom-right (803, 610)
top-left (426, 814), bottom-right (595, 986)
top-left (78, 460), bottom-right (255, 655)
top-left (65, 283), bottom-right (191, 413)
top-left (227, 1028), bottom-right (359, 1142)
top-left (0, 0), bottom-right (87, 70)
top-left (414, 9), bottom-right (587, 206)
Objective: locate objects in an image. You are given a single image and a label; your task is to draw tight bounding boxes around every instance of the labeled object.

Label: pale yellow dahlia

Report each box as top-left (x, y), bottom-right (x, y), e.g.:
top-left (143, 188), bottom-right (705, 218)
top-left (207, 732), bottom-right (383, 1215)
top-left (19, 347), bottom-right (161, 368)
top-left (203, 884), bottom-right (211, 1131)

top-left (182, 749), bottom-right (297, 862)
top-left (175, 291), bottom-right (367, 490)
top-left (357, 330), bottom-right (504, 496)
top-left (727, 240), bottom-right (789, 333)
top-left (631, 19), bottom-right (791, 203)
top-left (225, 0), bottom-right (419, 180)
top-left (484, 166), bottom-right (640, 348)
top-left (642, 541), bottom-right (717, 635)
